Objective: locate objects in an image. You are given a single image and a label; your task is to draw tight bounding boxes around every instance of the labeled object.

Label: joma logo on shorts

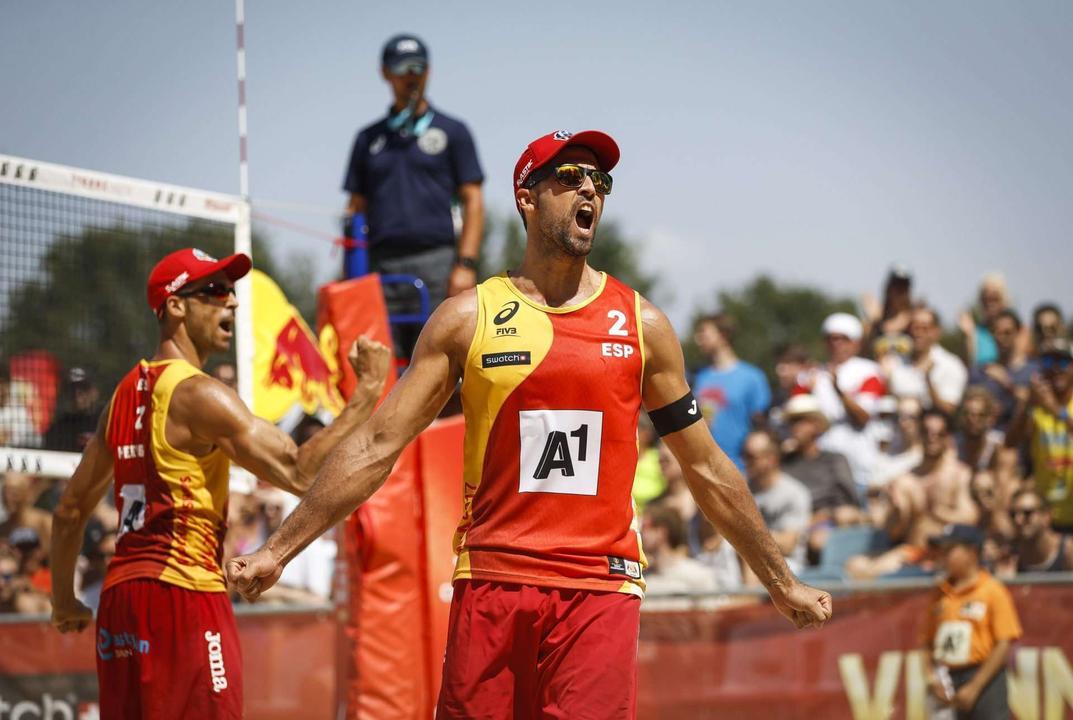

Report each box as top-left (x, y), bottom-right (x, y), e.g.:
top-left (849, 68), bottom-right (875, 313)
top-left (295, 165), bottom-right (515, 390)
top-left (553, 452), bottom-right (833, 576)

top-left (204, 631), bottom-right (228, 693)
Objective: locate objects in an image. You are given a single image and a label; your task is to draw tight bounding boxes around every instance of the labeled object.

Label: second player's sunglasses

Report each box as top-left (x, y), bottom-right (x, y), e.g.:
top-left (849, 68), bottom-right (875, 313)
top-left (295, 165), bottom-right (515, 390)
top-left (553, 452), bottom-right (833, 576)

top-left (176, 282), bottom-right (236, 300)
top-left (523, 163), bottom-right (613, 195)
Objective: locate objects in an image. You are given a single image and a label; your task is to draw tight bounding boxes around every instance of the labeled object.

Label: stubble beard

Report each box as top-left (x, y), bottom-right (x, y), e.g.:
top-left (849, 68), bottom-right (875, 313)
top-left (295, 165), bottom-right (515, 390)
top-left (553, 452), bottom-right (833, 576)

top-left (538, 209), bottom-right (594, 259)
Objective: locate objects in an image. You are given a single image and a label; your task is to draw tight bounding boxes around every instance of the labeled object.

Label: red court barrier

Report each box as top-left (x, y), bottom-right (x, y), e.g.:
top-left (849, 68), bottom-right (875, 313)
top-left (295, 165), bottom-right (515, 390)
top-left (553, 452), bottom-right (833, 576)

top-left (638, 582), bottom-right (1073, 720)
top-left (3, 582), bottom-right (1072, 718)
top-left (0, 605), bottom-right (337, 720)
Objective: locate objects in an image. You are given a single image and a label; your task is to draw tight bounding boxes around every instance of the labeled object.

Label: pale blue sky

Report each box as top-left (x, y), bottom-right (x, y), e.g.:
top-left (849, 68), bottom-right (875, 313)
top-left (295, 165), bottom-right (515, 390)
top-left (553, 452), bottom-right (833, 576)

top-left (3, 1), bottom-right (1071, 331)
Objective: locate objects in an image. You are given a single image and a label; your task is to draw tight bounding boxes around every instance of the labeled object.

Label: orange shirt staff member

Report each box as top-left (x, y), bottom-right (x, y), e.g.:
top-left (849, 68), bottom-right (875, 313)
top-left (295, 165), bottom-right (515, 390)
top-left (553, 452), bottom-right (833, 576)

top-left (921, 524), bottom-right (1022, 720)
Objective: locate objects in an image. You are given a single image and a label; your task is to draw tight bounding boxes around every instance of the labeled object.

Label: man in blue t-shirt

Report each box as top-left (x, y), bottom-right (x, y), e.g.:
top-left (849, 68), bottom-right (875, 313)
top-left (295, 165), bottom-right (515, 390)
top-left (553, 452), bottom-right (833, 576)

top-left (692, 314), bottom-right (771, 470)
top-left (343, 34), bottom-right (485, 357)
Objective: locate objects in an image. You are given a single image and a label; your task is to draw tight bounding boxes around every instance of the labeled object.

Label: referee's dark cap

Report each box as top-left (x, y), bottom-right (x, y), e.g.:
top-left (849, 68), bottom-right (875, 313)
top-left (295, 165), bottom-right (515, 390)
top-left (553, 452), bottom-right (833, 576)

top-left (382, 34), bottom-right (429, 72)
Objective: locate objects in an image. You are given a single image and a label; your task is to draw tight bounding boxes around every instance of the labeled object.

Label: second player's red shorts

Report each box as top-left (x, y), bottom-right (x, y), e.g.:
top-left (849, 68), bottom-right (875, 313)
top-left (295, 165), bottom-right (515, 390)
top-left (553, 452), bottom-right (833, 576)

top-left (436, 580), bottom-right (641, 720)
top-left (96, 578), bottom-right (242, 720)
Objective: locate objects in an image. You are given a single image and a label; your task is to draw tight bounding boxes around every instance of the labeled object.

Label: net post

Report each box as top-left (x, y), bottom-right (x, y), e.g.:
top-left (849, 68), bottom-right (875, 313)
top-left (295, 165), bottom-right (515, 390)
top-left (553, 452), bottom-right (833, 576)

top-left (235, 199), bottom-right (255, 410)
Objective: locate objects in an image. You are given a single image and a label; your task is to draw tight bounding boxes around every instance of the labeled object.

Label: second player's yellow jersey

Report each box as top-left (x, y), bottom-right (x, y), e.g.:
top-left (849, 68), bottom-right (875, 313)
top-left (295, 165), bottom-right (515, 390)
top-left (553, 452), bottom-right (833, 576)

top-left (104, 359), bottom-right (232, 593)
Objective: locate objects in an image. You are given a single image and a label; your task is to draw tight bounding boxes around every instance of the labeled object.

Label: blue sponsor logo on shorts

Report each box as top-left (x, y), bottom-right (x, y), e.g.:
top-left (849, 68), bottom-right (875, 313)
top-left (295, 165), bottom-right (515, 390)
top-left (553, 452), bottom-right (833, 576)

top-left (97, 627), bottom-right (151, 661)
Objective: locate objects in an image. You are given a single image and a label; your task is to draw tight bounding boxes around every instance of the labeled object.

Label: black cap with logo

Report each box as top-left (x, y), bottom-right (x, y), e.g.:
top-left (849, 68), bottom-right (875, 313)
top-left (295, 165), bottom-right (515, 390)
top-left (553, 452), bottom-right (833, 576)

top-left (381, 34), bottom-right (429, 74)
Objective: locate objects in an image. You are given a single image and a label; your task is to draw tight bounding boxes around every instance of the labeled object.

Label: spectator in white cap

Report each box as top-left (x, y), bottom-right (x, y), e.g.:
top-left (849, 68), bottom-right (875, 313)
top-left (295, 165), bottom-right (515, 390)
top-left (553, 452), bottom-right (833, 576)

top-left (793, 312), bottom-right (886, 490)
top-left (886, 304), bottom-right (967, 416)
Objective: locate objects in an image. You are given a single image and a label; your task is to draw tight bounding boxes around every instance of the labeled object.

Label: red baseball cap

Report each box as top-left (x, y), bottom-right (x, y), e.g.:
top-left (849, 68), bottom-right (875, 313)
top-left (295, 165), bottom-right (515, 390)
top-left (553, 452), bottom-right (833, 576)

top-left (146, 247), bottom-right (252, 309)
top-left (513, 130), bottom-right (620, 197)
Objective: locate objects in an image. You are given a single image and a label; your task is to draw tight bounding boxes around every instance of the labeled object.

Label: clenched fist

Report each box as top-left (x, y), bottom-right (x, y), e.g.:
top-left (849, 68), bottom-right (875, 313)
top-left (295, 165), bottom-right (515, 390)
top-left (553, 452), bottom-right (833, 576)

top-left (771, 581), bottom-right (833, 630)
top-left (226, 547), bottom-right (285, 602)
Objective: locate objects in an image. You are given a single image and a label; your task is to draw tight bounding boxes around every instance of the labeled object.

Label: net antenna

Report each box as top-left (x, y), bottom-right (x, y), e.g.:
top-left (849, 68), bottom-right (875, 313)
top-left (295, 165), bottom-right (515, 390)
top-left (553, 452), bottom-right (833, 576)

top-left (233, 0), bottom-right (254, 413)
top-left (0, 154), bottom-right (252, 479)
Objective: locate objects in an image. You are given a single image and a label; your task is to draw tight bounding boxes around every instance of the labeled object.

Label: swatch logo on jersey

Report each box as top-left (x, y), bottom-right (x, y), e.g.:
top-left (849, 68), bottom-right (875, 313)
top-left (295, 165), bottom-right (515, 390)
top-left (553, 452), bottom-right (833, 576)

top-left (482, 351), bottom-right (531, 368)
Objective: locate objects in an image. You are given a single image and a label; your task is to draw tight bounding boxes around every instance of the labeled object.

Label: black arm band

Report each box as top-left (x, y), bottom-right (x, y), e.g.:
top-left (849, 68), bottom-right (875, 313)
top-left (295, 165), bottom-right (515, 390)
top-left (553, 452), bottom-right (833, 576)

top-left (648, 392), bottom-right (702, 437)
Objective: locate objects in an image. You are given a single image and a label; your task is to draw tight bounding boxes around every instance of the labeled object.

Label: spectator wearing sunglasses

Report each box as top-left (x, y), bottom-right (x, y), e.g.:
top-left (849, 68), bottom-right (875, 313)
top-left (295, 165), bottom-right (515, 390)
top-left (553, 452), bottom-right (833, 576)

top-left (342, 34), bottom-right (485, 359)
top-left (1011, 488), bottom-right (1073, 573)
top-left (1007, 338), bottom-right (1073, 532)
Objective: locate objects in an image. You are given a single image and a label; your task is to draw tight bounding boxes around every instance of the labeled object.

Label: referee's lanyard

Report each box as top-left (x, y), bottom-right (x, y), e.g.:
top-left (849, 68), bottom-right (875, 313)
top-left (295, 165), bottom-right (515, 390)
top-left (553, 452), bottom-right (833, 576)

top-left (388, 107), bottom-right (434, 138)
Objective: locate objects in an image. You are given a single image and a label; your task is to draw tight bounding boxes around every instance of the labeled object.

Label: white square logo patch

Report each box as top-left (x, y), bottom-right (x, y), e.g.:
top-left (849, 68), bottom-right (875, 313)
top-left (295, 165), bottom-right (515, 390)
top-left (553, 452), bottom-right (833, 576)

top-left (519, 409), bottom-right (603, 495)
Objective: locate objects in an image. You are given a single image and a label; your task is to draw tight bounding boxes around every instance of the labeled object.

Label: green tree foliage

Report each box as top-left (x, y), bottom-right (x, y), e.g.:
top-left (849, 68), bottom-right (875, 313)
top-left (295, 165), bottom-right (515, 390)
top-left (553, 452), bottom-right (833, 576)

top-left (0, 219), bottom-right (289, 394)
top-left (686, 275), bottom-right (857, 380)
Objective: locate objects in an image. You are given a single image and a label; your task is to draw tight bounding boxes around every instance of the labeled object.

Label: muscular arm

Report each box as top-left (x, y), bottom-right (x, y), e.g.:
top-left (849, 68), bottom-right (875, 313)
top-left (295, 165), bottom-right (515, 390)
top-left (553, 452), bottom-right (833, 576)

top-left (229, 294), bottom-right (475, 594)
top-left (770, 529), bottom-right (802, 557)
top-left (640, 299), bottom-right (798, 599)
top-left (174, 338), bottom-right (389, 496)
top-left (51, 408), bottom-right (114, 632)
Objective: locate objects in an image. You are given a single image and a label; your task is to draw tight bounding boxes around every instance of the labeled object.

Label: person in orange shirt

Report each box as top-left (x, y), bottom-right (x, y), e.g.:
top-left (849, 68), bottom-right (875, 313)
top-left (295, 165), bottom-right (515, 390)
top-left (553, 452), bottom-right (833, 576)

top-left (921, 524), bottom-right (1022, 719)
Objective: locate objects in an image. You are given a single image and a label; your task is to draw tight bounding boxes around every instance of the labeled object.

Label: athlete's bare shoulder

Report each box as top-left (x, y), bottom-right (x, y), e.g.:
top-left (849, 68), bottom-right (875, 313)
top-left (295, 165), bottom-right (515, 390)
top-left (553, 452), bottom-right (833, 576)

top-left (168, 372), bottom-right (249, 440)
top-left (637, 294), bottom-right (677, 349)
top-left (419, 287), bottom-right (479, 364)
top-left (637, 294), bottom-right (690, 408)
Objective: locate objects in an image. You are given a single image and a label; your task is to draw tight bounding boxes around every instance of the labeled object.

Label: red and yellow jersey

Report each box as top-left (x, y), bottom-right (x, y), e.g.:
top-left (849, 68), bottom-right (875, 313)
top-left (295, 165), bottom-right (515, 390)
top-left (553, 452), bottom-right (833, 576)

top-left (103, 359), bottom-right (231, 593)
top-left (453, 273), bottom-right (647, 596)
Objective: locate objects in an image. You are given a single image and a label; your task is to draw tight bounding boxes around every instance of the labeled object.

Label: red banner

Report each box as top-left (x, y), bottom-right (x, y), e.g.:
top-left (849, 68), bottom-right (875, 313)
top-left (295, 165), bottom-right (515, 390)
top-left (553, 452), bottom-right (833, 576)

top-left (0, 608), bottom-right (338, 720)
top-left (3, 584), bottom-right (1072, 719)
top-left (638, 584), bottom-right (1073, 719)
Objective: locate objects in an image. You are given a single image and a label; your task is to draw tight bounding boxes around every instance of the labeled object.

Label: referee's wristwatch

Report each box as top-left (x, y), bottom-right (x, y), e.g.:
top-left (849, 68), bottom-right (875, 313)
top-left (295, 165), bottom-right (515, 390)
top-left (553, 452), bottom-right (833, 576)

top-left (455, 254), bottom-right (479, 271)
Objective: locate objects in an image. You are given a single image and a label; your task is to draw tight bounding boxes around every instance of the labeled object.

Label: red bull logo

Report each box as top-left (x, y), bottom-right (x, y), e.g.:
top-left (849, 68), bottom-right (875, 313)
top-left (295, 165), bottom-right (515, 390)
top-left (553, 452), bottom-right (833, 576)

top-left (266, 317), bottom-right (343, 412)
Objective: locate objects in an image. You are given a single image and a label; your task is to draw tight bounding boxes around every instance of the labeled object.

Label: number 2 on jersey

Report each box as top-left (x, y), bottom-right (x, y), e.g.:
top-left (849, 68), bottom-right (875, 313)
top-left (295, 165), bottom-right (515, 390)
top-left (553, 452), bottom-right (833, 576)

top-left (607, 310), bottom-right (628, 336)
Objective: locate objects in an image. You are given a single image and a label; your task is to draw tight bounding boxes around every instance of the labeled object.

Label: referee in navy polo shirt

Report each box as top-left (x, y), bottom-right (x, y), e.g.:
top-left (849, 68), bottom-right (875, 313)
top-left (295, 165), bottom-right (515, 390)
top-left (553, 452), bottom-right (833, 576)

top-left (343, 34), bottom-right (485, 358)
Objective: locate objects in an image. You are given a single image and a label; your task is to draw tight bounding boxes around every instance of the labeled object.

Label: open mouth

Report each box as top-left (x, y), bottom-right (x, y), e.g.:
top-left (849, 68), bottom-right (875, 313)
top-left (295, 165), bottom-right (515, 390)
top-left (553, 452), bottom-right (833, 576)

top-left (575, 204), bottom-right (595, 231)
top-left (219, 318), bottom-right (233, 335)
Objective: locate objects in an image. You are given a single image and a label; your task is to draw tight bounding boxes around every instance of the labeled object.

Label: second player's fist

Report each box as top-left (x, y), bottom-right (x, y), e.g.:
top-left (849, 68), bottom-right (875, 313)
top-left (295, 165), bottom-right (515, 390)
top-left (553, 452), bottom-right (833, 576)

top-left (347, 336), bottom-right (391, 391)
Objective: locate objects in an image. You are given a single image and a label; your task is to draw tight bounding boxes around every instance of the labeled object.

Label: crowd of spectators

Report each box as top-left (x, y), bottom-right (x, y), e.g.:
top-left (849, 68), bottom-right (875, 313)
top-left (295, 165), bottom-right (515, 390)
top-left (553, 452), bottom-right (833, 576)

top-left (2, 267), bottom-right (1070, 612)
top-left (640, 268), bottom-right (1073, 596)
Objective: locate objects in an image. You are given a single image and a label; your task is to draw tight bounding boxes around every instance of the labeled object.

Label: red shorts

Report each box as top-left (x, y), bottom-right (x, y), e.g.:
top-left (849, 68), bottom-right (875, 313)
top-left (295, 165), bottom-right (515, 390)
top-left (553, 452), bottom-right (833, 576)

top-left (436, 580), bottom-right (641, 720)
top-left (96, 578), bottom-right (242, 720)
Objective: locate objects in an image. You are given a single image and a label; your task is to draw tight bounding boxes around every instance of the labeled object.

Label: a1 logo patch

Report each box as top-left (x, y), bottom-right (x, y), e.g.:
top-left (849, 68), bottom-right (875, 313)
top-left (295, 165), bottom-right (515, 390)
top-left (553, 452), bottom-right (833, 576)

top-left (518, 409), bottom-right (603, 495)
